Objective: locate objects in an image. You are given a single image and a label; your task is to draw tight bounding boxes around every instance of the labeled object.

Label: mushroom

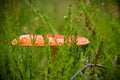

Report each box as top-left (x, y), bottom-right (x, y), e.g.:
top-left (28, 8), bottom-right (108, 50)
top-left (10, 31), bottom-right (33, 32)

top-left (12, 34), bottom-right (89, 78)
top-left (12, 34), bottom-right (89, 46)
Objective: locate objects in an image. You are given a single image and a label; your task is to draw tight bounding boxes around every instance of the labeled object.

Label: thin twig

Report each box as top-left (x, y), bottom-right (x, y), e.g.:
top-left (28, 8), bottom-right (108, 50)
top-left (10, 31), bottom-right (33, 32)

top-left (70, 64), bottom-right (107, 80)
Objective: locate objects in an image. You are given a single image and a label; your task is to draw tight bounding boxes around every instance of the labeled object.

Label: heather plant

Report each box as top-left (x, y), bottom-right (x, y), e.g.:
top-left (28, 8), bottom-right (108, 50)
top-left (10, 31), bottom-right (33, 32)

top-left (0, 0), bottom-right (120, 80)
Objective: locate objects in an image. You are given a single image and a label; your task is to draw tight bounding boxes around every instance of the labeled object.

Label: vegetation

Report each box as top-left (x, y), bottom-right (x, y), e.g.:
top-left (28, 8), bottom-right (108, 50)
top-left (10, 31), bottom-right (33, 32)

top-left (0, 0), bottom-right (120, 80)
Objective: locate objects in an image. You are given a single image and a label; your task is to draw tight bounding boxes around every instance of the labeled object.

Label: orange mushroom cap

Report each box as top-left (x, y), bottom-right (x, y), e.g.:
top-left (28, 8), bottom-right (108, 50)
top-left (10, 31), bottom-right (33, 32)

top-left (12, 34), bottom-right (89, 46)
top-left (76, 36), bottom-right (89, 46)
top-left (35, 35), bottom-right (44, 46)
top-left (19, 34), bottom-right (32, 46)
top-left (46, 34), bottom-right (56, 46)
top-left (54, 34), bottom-right (64, 46)
top-left (12, 39), bottom-right (18, 45)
